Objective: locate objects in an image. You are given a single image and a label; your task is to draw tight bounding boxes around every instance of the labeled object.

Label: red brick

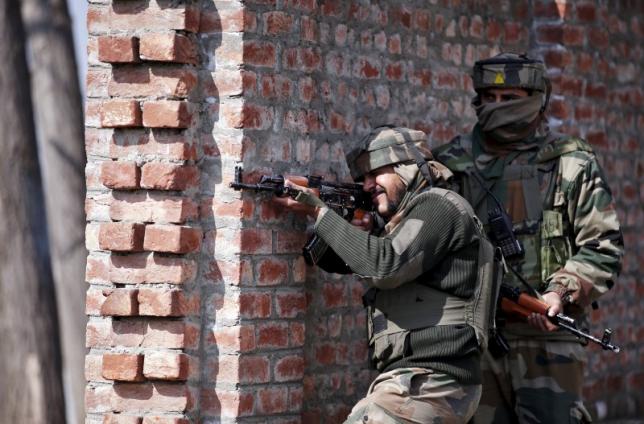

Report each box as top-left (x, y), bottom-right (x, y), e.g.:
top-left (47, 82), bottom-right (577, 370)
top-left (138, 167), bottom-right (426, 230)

top-left (140, 33), bottom-right (197, 64)
top-left (101, 100), bottom-right (142, 128)
top-left (220, 102), bottom-right (274, 130)
top-left (543, 49), bottom-right (573, 69)
top-left (111, 383), bottom-right (190, 413)
top-left (257, 387), bottom-right (288, 414)
top-left (100, 289), bottom-right (139, 316)
top-left (86, 320), bottom-right (112, 348)
top-left (140, 163), bottom-right (199, 191)
top-left (99, 222), bottom-right (145, 252)
top-left (143, 101), bottom-right (192, 129)
top-left (301, 15), bottom-right (317, 41)
top-left (143, 352), bottom-right (189, 381)
top-left (109, 66), bottom-right (198, 99)
top-left (144, 224), bottom-right (202, 253)
top-left (99, 3), bottom-right (199, 33)
top-left (207, 325), bottom-right (256, 353)
top-left (255, 257), bottom-right (288, 286)
top-left (109, 129), bottom-right (197, 161)
top-left (244, 40), bottom-right (276, 67)
top-left (103, 414), bottom-right (142, 424)
top-left (275, 231), bottom-right (308, 254)
top-left (101, 161), bottom-right (140, 190)
top-left (98, 36), bottom-right (139, 63)
top-left (290, 322), bottom-right (305, 347)
top-left (504, 22), bottom-right (524, 44)
top-left (263, 11), bottom-right (294, 35)
top-left (200, 388), bottom-right (254, 417)
top-left (85, 383), bottom-right (111, 413)
top-left (142, 417), bottom-right (188, 424)
top-left (274, 355), bottom-right (304, 382)
top-left (563, 25), bottom-right (585, 45)
top-left (238, 228), bottom-right (272, 254)
top-left (257, 322), bottom-right (289, 348)
top-left (315, 342), bottom-right (337, 365)
top-left (239, 355), bottom-right (270, 383)
top-left (322, 283), bottom-right (347, 308)
top-left (576, 2), bottom-right (596, 22)
top-left (275, 292), bottom-right (306, 318)
top-left (102, 353), bottom-right (144, 382)
top-left (138, 289), bottom-right (184, 317)
top-left (469, 15), bottom-right (483, 39)
top-left (111, 193), bottom-right (198, 224)
top-left (109, 253), bottom-right (197, 285)
top-left (239, 291), bottom-right (272, 318)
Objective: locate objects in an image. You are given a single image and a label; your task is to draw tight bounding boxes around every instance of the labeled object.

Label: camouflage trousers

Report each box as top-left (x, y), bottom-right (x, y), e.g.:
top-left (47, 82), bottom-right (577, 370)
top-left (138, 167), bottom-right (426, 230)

top-left (472, 338), bottom-right (592, 424)
top-left (344, 367), bottom-right (482, 423)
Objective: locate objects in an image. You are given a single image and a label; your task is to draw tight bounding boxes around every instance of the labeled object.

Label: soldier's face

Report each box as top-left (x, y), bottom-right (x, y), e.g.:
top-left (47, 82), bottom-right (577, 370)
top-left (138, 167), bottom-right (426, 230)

top-left (363, 165), bottom-right (406, 219)
top-left (480, 87), bottom-right (529, 104)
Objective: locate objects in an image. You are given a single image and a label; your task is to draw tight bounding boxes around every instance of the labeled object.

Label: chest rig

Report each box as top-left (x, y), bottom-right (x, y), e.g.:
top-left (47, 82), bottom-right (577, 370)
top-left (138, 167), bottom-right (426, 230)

top-left (436, 132), bottom-right (594, 292)
top-left (364, 188), bottom-right (502, 371)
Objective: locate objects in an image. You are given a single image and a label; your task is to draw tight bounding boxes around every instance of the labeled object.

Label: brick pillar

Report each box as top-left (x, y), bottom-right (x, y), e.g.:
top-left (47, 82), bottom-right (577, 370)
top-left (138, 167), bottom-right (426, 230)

top-left (85, 1), bottom-right (200, 422)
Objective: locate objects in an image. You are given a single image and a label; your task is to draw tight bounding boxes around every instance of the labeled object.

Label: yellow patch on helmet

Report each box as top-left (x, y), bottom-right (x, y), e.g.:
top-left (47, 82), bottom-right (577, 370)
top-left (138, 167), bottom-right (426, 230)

top-left (494, 71), bottom-right (505, 84)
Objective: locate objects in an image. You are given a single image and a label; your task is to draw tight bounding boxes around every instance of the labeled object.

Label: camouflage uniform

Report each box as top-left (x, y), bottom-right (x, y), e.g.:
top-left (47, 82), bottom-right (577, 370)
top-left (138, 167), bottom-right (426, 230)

top-left (300, 127), bottom-right (501, 423)
top-left (433, 54), bottom-right (624, 424)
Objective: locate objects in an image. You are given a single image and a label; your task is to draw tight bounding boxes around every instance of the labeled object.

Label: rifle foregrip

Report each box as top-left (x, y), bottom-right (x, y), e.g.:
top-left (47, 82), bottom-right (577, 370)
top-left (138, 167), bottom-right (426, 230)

top-left (287, 175), bottom-right (309, 187)
top-left (516, 293), bottom-right (550, 315)
top-left (500, 298), bottom-right (533, 319)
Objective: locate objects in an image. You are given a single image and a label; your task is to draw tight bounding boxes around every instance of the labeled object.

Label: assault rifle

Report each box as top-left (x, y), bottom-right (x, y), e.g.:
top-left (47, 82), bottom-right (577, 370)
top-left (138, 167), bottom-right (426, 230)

top-left (230, 166), bottom-right (373, 265)
top-left (499, 284), bottom-right (620, 353)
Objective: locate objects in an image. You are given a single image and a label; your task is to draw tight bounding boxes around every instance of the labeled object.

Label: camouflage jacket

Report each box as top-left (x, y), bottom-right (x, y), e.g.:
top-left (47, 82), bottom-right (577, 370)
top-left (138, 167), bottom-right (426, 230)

top-left (434, 127), bottom-right (624, 338)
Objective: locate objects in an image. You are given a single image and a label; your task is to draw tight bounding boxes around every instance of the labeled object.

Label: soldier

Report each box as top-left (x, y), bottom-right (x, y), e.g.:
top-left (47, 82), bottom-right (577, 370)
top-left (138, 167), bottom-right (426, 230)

top-left (433, 53), bottom-right (624, 423)
top-left (274, 126), bottom-right (500, 423)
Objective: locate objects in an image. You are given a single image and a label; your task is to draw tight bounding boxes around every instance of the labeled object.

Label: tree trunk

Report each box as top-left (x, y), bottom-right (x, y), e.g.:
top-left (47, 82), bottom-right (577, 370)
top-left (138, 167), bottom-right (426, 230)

top-left (20, 0), bottom-right (87, 421)
top-left (0, 1), bottom-right (67, 423)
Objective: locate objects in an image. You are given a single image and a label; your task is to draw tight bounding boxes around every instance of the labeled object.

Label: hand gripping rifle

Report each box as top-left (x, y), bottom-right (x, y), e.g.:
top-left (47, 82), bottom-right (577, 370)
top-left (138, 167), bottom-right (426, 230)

top-left (499, 284), bottom-right (620, 353)
top-left (229, 166), bottom-right (373, 265)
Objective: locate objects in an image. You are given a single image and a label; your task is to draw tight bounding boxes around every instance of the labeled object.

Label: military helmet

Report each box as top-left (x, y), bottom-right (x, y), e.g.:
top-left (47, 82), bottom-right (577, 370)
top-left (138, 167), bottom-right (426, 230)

top-left (345, 126), bottom-right (433, 181)
top-left (472, 53), bottom-right (548, 93)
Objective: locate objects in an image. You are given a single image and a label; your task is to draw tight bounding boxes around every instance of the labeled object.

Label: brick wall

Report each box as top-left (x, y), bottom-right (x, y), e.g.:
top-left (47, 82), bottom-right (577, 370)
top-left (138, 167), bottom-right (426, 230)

top-left (85, 0), bottom-right (642, 422)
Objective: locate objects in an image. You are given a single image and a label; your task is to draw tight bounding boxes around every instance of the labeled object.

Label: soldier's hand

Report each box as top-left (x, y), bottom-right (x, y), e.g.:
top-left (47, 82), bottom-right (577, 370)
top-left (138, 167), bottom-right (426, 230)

top-left (350, 212), bottom-right (373, 232)
top-left (527, 291), bottom-right (562, 332)
top-left (272, 179), bottom-right (321, 218)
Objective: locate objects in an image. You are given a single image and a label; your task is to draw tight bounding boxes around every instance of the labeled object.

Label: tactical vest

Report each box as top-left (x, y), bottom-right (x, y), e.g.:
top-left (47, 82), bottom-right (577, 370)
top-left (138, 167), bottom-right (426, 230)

top-left (365, 187), bottom-right (503, 371)
top-left (434, 132), bottom-right (594, 292)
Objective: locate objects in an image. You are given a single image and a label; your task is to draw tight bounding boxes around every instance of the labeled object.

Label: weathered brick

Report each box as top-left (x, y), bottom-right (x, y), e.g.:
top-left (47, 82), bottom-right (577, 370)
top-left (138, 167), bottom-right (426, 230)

top-left (257, 387), bottom-right (288, 414)
top-left (110, 130), bottom-right (196, 161)
top-left (102, 353), bottom-right (144, 382)
top-left (263, 11), bottom-right (294, 35)
top-left (99, 222), bottom-right (145, 252)
top-left (111, 383), bottom-right (190, 413)
top-left (244, 40), bottom-right (276, 67)
top-left (109, 253), bottom-right (197, 285)
top-left (138, 289), bottom-right (184, 317)
top-left (142, 101), bottom-right (192, 129)
top-left (109, 66), bottom-right (198, 99)
top-left (239, 291), bottom-right (272, 318)
top-left (140, 33), bottom-right (197, 64)
top-left (110, 192), bottom-right (198, 224)
top-left (101, 100), bottom-right (142, 128)
top-left (101, 161), bottom-right (140, 190)
top-left (140, 163), bottom-right (199, 191)
top-left (98, 36), bottom-right (139, 63)
top-left (103, 415), bottom-right (142, 424)
top-left (144, 225), bottom-right (202, 253)
top-left (143, 352), bottom-right (189, 381)
top-left (142, 417), bottom-right (189, 424)
top-left (275, 292), bottom-right (307, 318)
top-left (100, 289), bottom-right (139, 316)
top-left (274, 355), bottom-right (304, 382)
top-left (257, 322), bottom-right (289, 349)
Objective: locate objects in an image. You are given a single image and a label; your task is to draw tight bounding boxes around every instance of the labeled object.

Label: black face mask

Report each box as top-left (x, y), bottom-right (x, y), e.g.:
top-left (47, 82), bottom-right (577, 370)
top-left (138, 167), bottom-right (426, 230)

top-left (474, 95), bottom-right (543, 143)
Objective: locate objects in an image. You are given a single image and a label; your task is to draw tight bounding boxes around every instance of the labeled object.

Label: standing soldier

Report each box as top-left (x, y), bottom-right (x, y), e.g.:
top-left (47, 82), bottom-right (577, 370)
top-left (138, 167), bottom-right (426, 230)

top-left (274, 126), bottom-right (501, 423)
top-left (433, 53), bottom-right (624, 423)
